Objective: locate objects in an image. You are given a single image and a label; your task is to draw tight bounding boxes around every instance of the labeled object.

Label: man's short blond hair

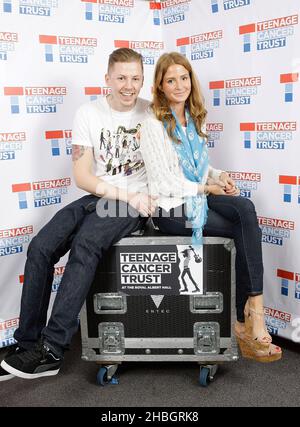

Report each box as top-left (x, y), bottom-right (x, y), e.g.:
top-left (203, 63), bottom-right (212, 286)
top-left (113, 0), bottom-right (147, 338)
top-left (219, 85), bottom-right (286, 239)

top-left (107, 48), bottom-right (144, 74)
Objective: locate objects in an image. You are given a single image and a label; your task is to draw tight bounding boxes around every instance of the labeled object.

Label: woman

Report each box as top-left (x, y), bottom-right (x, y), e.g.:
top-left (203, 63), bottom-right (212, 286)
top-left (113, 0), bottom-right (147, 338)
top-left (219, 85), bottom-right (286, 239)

top-left (140, 52), bottom-right (282, 362)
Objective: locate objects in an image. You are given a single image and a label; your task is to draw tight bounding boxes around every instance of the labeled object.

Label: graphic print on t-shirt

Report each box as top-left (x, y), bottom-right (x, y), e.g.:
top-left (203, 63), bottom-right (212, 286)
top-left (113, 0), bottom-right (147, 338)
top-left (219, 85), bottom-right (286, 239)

top-left (98, 123), bottom-right (144, 177)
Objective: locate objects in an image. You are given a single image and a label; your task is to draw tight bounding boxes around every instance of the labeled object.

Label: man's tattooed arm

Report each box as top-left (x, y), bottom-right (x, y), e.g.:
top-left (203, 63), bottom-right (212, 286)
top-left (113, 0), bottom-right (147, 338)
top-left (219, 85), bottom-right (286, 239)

top-left (72, 145), bottom-right (89, 161)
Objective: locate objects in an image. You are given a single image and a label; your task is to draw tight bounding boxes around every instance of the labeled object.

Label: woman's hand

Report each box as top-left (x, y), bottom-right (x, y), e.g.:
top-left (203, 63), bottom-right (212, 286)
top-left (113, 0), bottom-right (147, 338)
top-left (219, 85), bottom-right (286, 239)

top-left (206, 184), bottom-right (226, 196)
top-left (218, 172), bottom-right (240, 196)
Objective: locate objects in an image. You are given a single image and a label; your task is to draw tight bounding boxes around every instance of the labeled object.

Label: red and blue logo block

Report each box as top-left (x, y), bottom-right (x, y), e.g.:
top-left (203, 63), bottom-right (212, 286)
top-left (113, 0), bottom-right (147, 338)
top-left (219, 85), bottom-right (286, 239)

top-left (150, 1), bottom-right (161, 25)
top-left (85, 86), bottom-right (111, 101)
top-left (279, 175), bottom-right (300, 204)
top-left (45, 130), bottom-right (72, 156)
top-left (12, 182), bottom-right (31, 209)
top-left (277, 269), bottom-right (300, 300)
top-left (280, 73), bottom-right (299, 102)
top-left (2, 0), bottom-right (12, 12)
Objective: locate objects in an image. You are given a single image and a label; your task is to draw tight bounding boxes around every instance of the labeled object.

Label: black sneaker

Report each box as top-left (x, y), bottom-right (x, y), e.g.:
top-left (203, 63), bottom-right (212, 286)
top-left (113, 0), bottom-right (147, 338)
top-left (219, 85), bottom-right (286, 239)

top-left (0, 344), bottom-right (26, 381)
top-left (1, 341), bottom-right (62, 380)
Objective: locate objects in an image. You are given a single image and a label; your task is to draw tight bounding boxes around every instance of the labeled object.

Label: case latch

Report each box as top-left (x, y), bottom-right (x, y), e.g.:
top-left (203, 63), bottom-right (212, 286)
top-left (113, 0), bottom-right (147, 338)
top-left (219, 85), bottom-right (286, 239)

top-left (98, 322), bottom-right (125, 355)
top-left (193, 322), bottom-right (220, 354)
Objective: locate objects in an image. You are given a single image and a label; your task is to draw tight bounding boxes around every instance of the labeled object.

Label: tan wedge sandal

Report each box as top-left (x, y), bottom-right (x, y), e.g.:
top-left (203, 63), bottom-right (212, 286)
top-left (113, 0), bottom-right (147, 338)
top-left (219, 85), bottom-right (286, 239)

top-left (235, 302), bottom-right (282, 362)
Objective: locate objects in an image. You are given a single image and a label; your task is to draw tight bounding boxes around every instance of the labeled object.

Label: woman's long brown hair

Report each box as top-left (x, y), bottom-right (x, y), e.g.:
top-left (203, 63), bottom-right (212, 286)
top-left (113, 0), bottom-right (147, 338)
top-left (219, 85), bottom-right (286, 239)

top-left (151, 52), bottom-right (207, 143)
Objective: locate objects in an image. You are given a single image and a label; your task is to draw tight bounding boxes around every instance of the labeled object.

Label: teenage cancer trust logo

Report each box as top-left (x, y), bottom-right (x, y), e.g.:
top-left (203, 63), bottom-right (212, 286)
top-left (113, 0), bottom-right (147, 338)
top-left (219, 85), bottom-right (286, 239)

top-left (279, 175), bottom-right (300, 204)
top-left (280, 73), bottom-right (299, 103)
top-left (4, 86), bottom-right (67, 114)
top-left (12, 178), bottom-right (71, 209)
top-left (228, 171), bottom-right (261, 198)
top-left (177, 30), bottom-right (223, 60)
top-left (0, 225), bottom-right (33, 257)
top-left (84, 86), bottom-right (111, 101)
top-left (240, 121), bottom-right (297, 150)
top-left (258, 216), bottom-right (295, 246)
top-left (0, 131), bottom-right (27, 161)
top-left (239, 14), bottom-right (298, 52)
top-left (2, 0), bottom-right (59, 16)
top-left (114, 40), bottom-right (164, 65)
top-left (209, 76), bottom-right (261, 106)
top-left (39, 35), bottom-right (97, 63)
top-left (0, 32), bottom-right (18, 60)
top-left (206, 123), bottom-right (223, 148)
top-left (149, 0), bottom-right (191, 26)
top-left (277, 269), bottom-right (300, 300)
top-left (45, 130), bottom-right (72, 156)
top-left (211, 0), bottom-right (250, 13)
top-left (81, 0), bottom-right (134, 23)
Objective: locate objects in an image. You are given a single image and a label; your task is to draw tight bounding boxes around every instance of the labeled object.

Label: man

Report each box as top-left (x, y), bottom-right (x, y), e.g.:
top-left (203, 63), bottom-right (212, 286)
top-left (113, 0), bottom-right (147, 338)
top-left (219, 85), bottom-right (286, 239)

top-left (0, 48), bottom-right (156, 380)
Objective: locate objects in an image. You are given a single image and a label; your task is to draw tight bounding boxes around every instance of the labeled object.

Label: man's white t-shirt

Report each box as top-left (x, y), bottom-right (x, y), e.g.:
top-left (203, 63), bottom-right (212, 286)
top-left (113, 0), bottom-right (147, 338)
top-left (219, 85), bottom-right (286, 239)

top-left (72, 96), bottom-right (150, 193)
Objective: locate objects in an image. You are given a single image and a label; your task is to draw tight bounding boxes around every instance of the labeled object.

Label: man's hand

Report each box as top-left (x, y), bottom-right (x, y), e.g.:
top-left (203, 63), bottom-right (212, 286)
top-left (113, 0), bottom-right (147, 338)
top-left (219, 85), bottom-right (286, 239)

top-left (128, 193), bottom-right (158, 217)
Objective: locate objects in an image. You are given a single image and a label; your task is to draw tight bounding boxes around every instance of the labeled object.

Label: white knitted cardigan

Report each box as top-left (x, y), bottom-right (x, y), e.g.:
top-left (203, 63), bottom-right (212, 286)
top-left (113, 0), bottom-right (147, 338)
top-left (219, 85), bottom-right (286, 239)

top-left (140, 115), bottom-right (222, 212)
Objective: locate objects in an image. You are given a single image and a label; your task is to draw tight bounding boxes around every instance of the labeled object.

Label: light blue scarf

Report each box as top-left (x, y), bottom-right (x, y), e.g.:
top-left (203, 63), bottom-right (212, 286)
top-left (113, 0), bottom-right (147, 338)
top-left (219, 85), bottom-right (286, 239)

top-left (166, 109), bottom-right (209, 246)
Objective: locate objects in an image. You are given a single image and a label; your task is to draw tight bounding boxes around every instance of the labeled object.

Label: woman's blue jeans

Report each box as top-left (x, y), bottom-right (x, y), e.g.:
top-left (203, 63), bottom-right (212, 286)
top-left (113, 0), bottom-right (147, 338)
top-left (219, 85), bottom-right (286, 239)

top-left (14, 195), bottom-right (145, 356)
top-left (152, 195), bottom-right (264, 322)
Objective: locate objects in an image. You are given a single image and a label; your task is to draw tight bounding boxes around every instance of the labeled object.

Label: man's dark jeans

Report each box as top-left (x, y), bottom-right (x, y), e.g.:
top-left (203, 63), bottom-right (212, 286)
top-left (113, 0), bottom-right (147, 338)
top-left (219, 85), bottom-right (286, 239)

top-left (153, 195), bottom-right (263, 322)
top-left (14, 195), bottom-right (145, 356)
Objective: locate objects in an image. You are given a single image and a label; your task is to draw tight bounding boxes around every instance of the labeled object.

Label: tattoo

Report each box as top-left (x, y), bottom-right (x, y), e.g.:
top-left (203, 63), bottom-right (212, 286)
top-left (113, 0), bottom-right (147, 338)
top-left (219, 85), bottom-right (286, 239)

top-left (72, 145), bottom-right (87, 161)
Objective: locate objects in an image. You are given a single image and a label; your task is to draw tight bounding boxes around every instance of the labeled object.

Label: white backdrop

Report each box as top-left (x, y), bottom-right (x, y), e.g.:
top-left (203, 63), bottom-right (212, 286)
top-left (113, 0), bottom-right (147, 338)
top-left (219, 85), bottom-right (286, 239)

top-left (1, 0), bottom-right (299, 347)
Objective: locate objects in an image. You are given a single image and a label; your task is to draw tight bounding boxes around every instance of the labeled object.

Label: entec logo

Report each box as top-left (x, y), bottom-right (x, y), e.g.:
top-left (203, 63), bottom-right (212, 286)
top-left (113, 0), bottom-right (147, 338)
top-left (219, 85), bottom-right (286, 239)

top-left (0, 318), bottom-right (19, 348)
top-left (277, 269), bottom-right (300, 300)
top-left (209, 76), bottom-right (261, 106)
top-left (279, 175), bottom-right (300, 204)
top-left (4, 86), bottom-right (67, 114)
top-left (264, 307), bottom-right (291, 336)
top-left (39, 35), bottom-right (97, 63)
top-left (85, 86), bottom-right (111, 101)
top-left (149, 0), bottom-right (191, 26)
top-left (240, 14), bottom-right (298, 52)
top-left (0, 132), bottom-right (27, 160)
top-left (12, 178), bottom-right (71, 209)
top-left (0, 225), bottom-right (33, 257)
top-left (280, 73), bottom-right (299, 102)
top-left (45, 130), bottom-right (72, 156)
top-left (81, 0), bottom-right (134, 24)
top-left (258, 216), bottom-right (295, 246)
top-left (240, 121), bottom-right (297, 150)
top-left (177, 30), bottom-right (223, 60)
top-left (211, 0), bottom-right (251, 13)
top-left (206, 123), bottom-right (223, 148)
top-left (2, 0), bottom-right (59, 16)
top-left (0, 32), bottom-right (18, 60)
top-left (114, 40), bottom-right (164, 65)
top-left (228, 171), bottom-right (261, 198)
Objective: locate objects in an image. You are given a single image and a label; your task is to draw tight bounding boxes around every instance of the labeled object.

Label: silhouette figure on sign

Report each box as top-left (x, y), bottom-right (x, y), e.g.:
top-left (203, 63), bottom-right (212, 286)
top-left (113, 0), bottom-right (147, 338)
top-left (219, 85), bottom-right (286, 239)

top-left (180, 249), bottom-right (200, 293)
